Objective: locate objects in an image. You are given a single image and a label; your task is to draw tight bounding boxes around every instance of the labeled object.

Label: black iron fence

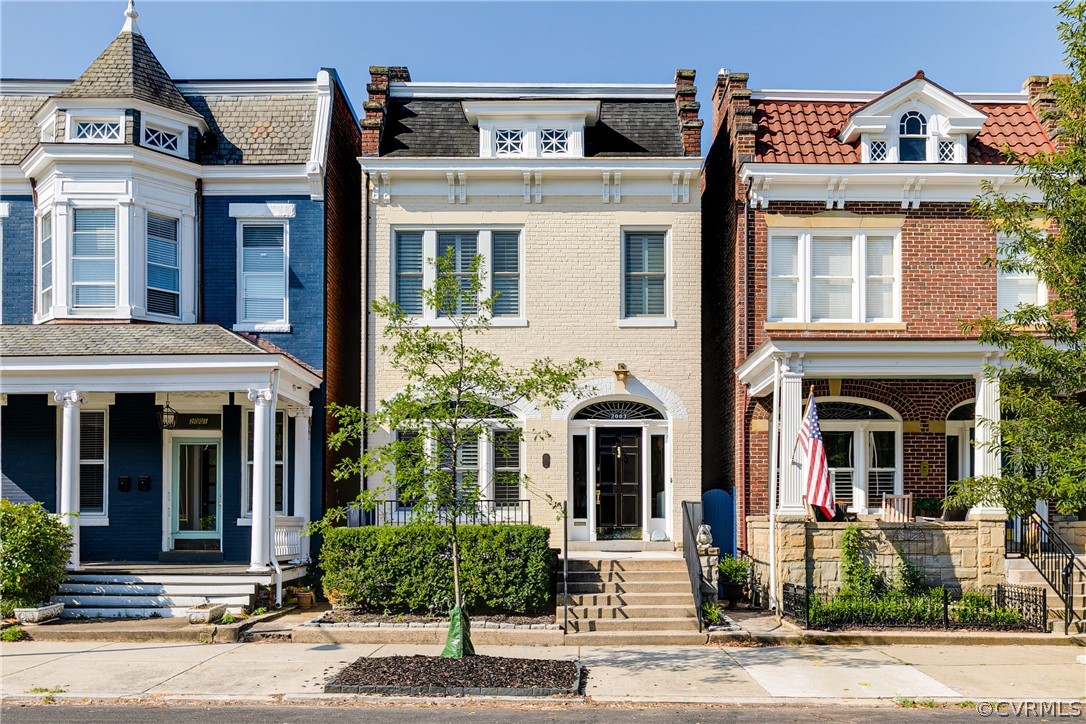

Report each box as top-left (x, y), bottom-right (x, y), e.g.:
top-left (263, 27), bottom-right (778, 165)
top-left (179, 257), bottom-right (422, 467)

top-left (368, 499), bottom-right (531, 526)
top-left (780, 584), bottom-right (1047, 632)
top-left (1006, 511), bottom-right (1085, 634)
top-left (681, 501), bottom-right (704, 633)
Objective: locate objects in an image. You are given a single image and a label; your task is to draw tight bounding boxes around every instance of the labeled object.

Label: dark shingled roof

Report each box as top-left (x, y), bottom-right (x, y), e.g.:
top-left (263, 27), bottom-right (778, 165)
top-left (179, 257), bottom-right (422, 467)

top-left (186, 93), bottom-right (317, 165)
top-left (1, 324), bottom-right (270, 357)
top-left (380, 98), bottom-right (684, 157)
top-left (0, 94), bottom-right (47, 165)
top-left (56, 31), bottom-right (200, 119)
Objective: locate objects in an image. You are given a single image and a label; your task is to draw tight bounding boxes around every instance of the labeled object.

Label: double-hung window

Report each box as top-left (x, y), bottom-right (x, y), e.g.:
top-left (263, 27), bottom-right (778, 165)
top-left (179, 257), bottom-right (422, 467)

top-left (239, 222), bottom-right (287, 325)
top-left (71, 208), bottom-right (117, 308)
top-left (623, 231), bottom-right (668, 318)
top-left (243, 410), bottom-right (286, 516)
top-left (996, 235), bottom-right (1045, 316)
top-left (39, 212), bottom-right (54, 314)
top-left (146, 213), bottom-right (180, 317)
top-left (392, 229), bottom-right (522, 321)
top-left (79, 410), bottom-right (107, 517)
top-left (768, 230), bottom-right (899, 323)
top-left (492, 429), bottom-right (522, 506)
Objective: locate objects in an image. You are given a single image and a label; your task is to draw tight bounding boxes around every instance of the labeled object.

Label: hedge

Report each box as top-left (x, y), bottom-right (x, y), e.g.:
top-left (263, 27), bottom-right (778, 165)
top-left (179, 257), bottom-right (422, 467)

top-left (320, 523), bottom-right (555, 615)
top-left (0, 500), bottom-right (73, 617)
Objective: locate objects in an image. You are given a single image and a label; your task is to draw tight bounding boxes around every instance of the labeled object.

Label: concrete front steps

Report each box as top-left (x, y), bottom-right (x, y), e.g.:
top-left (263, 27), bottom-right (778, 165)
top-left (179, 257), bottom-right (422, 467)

top-left (54, 574), bottom-right (259, 619)
top-left (559, 556), bottom-right (705, 644)
top-left (1004, 557), bottom-right (1086, 634)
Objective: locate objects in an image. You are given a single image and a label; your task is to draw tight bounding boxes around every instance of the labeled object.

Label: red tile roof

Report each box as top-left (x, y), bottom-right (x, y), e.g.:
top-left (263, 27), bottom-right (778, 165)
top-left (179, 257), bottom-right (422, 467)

top-left (753, 99), bottom-right (1052, 165)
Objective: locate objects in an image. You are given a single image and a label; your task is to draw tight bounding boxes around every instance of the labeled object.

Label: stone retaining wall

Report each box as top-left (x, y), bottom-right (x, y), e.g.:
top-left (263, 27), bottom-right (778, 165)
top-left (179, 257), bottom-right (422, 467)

top-left (746, 516), bottom-right (1008, 600)
top-left (1053, 519), bottom-right (1086, 554)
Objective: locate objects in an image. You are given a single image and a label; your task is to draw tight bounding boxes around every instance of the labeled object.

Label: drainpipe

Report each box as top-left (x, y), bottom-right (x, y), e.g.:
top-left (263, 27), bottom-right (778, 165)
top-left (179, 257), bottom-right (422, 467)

top-left (742, 179), bottom-right (752, 359)
top-left (268, 368), bottom-right (283, 606)
top-left (767, 356), bottom-right (782, 614)
top-left (194, 179), bottom-right (203, 321)
top-left (360, 169), bottom-right (371, 507)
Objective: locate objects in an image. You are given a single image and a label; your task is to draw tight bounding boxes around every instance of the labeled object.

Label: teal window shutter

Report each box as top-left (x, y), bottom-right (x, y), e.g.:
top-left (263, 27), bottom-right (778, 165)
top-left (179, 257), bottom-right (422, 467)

top-left (623, 231), bottom-right (666, 317)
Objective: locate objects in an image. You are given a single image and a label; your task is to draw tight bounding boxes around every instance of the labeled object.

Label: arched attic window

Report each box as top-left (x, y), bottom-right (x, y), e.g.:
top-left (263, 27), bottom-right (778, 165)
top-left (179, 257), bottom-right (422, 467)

top-left (898, 111), bottom-right (928, 162)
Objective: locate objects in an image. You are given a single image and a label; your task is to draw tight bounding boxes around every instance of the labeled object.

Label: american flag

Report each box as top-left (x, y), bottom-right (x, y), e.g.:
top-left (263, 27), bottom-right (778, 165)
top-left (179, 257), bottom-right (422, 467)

top-left (796, 393), bottom-right (834, 519)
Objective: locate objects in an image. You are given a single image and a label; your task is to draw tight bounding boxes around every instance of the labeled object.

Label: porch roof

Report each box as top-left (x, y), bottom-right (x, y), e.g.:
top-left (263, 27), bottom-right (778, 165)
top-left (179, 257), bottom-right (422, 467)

top-left (0, 324), bottom-right (321, 406)
top-left (737, 338), bottom-right (1004, 397)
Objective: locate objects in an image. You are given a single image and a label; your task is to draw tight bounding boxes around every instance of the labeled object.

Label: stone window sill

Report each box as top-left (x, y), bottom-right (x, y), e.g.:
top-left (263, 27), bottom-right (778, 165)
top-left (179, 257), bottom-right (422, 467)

top-left (764, 322), bottom-right (908, 332)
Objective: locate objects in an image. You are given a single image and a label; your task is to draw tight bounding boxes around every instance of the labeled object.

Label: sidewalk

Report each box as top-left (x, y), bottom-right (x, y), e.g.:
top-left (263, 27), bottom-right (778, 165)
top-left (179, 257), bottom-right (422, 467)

top-left (1, 641), bottom-right (1082, 705)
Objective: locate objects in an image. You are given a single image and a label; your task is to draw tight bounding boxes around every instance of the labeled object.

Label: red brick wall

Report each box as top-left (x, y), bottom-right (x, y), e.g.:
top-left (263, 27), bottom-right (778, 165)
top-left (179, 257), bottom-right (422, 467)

top-left (323, 78), bottom-right (363, 509)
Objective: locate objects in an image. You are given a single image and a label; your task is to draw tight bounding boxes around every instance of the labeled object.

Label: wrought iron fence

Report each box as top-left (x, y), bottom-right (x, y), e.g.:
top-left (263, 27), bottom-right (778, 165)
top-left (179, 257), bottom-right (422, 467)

top-left (780, 584), bottom-right (1047, 632)
top-left (1006, 512), bottom-right (1084, 634)
top-left (681, 501), bottom-right (704, 633)
top-left (369, 499), bottom-right (531, 526)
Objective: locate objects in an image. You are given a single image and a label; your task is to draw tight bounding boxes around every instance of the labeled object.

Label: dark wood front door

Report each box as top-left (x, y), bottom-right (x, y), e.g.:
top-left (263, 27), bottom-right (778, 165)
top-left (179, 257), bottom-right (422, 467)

top-left (596, 428), bottom-right (641, 535)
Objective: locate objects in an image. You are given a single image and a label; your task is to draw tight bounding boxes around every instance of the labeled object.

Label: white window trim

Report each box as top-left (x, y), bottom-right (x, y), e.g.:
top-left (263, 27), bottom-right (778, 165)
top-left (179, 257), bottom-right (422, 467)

top-left (619, 226), bottom-right (674, 324)
top-left (69, 205), bottom-right (120, 311)
top-left (390, 226), bottom-right (527, 326)
top-left (145, 211), bottom-right (181, 320)
top-left (820, 419), bottom-right (903, 514)
top-left (65, 110), bottom-right (125, 144)
top-left (240, 408), bottom-right (288, 519)
top-left (234, 219), bottom-right (290, 328)
top-left (140, 115), bottom-right (188, 158)
top-left (767, 229), bottom-right (901, 324)
top-left (37, 211), bottom-right (54, 319)
top-left (54, 406), bottom-right (110, 525)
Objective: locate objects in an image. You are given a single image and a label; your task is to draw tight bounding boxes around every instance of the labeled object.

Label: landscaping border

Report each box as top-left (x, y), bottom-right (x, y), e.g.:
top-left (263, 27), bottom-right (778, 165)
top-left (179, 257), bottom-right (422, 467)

top-left (323, 662), bottom-right (584, 697)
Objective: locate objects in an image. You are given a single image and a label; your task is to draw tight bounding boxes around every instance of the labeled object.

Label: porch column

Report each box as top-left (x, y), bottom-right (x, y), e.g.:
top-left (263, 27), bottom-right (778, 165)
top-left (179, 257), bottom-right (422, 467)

top-left (971, 371), bottom-right (1006, 516)
top-left (55, 390), bottom-right (83, 569)
top-left (290, 405), bottom-right (313, 562)
top-left (248, 388), bottom-right (274, 572)
top-left (777, 358), bottom-right (806, 516)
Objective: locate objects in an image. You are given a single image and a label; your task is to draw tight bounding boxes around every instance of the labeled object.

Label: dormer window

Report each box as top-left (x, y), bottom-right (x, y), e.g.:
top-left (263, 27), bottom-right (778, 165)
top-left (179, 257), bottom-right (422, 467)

top-left (73, 120), bottom-right (121, 141)
top-left (145, 127), bottom-right (179, 153)
top-left (898, 111), bottom-right (928, 162)
top-left (869, 139), bottom-right (888, 162)
top-left (540, 128), bottom-right (569, 155)
top-left (938, 139), bottom-right (957, 163)
top-left (494, 129), bottom-right (523, 156)
top-left (65, 110), bottom-right (126, 144)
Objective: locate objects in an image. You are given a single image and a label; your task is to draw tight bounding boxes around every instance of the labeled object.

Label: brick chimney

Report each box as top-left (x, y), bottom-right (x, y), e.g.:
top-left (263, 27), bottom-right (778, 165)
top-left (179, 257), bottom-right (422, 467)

top-left (361, 65), bottom-right (410, 156)
top-left (1024, 74), bottom-right (1064, 151)
top-left (674, 69), bottom-right (703, 156)
top-left (712, 70), bottom-right (756, 197)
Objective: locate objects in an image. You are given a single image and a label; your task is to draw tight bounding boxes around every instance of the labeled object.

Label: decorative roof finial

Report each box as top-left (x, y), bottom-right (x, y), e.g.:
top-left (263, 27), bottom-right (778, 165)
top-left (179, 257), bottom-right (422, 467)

top-left (122, 0), bottom-right (141, 35)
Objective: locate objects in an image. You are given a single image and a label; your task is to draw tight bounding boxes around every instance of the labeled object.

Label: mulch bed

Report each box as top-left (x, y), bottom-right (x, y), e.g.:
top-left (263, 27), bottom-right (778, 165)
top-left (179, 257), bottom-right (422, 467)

top-left (324, 609), bottom-right (553, 626)
top-left (325, 655), bottom-right (582, 697)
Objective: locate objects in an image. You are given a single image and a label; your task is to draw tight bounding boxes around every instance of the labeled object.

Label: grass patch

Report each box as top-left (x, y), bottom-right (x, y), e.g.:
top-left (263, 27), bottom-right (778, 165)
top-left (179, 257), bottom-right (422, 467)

top-left (1, 625), bottom-right (28, 642)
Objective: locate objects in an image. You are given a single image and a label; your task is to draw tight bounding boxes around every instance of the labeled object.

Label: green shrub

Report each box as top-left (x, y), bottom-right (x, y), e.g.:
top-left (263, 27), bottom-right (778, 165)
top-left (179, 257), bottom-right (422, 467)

top-left (840, 524), bottom-right (886, 596)
top-left (320, 523), bottom-right (555, 615)
top-left (717, 554), bottom-right (752, 585)
top-left (0, 500), bottom-right (73, 617)
top-left (1, 625), bottom-right (28, 642)
top-left (951, 590), bottom-right (1024, 627)
top-left (702, 600), bottom-right (727, 625)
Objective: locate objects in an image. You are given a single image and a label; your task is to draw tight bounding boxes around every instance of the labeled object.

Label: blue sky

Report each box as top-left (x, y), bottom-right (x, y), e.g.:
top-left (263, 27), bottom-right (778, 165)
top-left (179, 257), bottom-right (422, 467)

top-left (1, 1), bottom-right (1064, 123)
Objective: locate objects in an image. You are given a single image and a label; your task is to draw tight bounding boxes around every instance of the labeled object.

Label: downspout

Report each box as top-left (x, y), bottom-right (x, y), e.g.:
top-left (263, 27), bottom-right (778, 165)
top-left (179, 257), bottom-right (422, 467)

top-left (194, 179), bottom-right (203, 321)
top-left (360, 169), bottom-right (371, 505)
top-left (268, 368), bottom-right (283, 606)
top-left (767, 356), bottom-right (781, 614)
top-left (742, 179), bottom-right (752, 359)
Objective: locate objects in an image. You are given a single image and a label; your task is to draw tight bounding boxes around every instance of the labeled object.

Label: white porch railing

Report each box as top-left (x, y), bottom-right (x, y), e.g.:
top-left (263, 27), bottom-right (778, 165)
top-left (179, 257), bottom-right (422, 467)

top-left (274, 516), bottom-right (305, 562)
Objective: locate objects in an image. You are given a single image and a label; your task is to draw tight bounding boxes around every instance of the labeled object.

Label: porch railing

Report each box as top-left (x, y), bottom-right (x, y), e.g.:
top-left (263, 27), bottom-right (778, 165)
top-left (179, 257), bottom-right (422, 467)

top-left (681, 501), bottom-right (704, 633)
top-left (274, 516), bottom-right (304, 562)
top-left (371, 499), bottom-right (531, 526)
top-left (1006, 511), bottom-right (1085, 634)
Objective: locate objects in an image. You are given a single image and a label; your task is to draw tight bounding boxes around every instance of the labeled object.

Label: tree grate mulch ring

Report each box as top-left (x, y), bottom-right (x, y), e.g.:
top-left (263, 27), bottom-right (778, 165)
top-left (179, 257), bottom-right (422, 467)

top-left (324, 655), bottom-right (583, 697)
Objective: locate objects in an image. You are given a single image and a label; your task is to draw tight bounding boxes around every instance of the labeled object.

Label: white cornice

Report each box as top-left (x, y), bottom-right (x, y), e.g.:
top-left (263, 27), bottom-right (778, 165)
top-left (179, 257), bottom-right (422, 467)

top-left (751, 89), bottom-right (1028, 104)
top-left (391, 82), bottom-right (675, 100)
top-left (174, 80), bottom-right (317, 96)
top-left (201, 164), bottom-right (311, 196)
top-left (22, 142), bottom-right (201, 180)
top-left (32, 97), bottom-right (207, 132)
top-left (0, 80), bottom-right (71, 96)
top-left (0, 167), bottom-right (32, 192)
top-left (461, 99), bottom-right (601, 125)
top-left (305, 70), bottom-right (332, 201)
top-left (361, 157), bottom-right (702, 173)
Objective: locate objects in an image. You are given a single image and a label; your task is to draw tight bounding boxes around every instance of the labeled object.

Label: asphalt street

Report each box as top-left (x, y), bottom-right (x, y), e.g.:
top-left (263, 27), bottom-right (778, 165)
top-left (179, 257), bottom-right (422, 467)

top-left (0, 704), bottom-right (981, 723)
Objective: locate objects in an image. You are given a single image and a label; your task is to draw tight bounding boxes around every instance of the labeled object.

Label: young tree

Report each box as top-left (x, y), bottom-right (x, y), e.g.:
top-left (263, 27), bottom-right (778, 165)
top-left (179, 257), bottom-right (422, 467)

top-left (318, 249), bottom-right (596, 657)
top-left (948, 0), bottom-right (1086, 516)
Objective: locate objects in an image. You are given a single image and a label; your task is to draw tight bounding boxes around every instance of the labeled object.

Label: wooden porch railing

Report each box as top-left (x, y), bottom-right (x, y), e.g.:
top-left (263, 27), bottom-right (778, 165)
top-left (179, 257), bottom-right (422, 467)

top-left (274, 515), bottom-right (305, 562)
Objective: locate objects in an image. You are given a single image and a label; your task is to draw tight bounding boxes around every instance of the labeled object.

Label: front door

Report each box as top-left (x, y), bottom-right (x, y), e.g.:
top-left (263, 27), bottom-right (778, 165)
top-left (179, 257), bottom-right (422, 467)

top-left (596, 428), bottom-right (641, 538)
top-left (171, 438), bottom-right (222, 551)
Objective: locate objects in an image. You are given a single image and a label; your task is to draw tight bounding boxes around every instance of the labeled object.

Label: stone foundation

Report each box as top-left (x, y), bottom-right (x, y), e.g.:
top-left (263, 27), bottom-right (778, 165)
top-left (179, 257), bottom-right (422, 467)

top-left (1053, 518), bottom-right (1086, 554)
top-left (746, 515), bottom-right (1008, 602)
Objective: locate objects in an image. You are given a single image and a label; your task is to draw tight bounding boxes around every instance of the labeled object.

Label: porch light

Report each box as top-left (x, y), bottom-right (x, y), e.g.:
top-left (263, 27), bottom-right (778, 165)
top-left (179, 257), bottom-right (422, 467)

top-left (613, 363), bottom-right (630, 384)
top-left (158, 395), bottom-right (178, 430)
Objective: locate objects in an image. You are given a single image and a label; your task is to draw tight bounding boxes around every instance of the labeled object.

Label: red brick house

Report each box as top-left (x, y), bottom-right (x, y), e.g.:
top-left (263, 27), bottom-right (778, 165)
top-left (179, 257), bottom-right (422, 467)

top-left (704, 70), bottom-right (1061, 601)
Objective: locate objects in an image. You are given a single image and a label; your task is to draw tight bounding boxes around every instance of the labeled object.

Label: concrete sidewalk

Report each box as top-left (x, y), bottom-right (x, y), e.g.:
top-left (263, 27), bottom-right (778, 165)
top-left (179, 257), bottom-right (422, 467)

top-left (1, 641), bottom-right (1083, 705)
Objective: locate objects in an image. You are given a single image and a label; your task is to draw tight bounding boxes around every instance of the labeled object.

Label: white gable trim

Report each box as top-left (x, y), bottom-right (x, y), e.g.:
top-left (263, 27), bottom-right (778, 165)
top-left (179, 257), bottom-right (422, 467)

top-left (840, 77), bottom-right (988, 143)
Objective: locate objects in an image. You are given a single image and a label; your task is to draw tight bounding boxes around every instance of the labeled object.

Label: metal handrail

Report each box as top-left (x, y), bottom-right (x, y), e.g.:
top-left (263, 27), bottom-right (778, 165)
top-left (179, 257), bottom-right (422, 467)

top-left (1007, 511), bottom-right (1085, 635)
top-left (681, 501), bottom-right (704, 633)
top-left (562, 502), bottom-right (569, 634)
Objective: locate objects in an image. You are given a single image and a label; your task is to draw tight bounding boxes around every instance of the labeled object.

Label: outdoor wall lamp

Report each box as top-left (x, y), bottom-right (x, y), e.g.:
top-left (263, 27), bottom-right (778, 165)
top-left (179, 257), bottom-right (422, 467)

top-left (157, 394), bottom-right (177, 430)
top-left (613, 363), bottom-right (630, 384)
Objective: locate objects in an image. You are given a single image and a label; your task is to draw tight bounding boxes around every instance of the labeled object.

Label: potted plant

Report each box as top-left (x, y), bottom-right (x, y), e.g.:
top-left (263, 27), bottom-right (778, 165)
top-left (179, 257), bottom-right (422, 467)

top-left (718, 554), bottom-right (752, 609)
top-left (294, 587), bottom-right (315, 609)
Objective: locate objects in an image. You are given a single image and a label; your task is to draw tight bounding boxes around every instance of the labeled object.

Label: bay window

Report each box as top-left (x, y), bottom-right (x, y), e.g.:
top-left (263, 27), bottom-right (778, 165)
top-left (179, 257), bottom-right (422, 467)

top-left (71, 208), bottom-right (117, 308)
top-left (39, 212), bottom-right (53, 314)
top-left (146, 213), bottom-right (180, 317)
top-left (768, 230), bottom-right (899, 323)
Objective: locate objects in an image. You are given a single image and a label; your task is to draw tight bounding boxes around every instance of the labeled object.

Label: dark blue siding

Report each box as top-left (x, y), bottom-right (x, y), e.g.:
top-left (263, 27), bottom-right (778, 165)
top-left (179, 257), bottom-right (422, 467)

top-left (201, 195), bottom-right (326, 370)
top-left (0, 394), bottom-right (57, 509)
top-left (221, 403), bottom-right (248, 562)
top-left (82, 394), bottom-right (162, 561)
top-left (2, 195), bottom-right (35, 324)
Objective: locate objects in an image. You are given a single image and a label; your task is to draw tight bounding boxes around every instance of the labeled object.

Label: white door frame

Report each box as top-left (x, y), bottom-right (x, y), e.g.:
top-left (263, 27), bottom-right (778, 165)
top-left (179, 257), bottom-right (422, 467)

top-left (161, 428), bottom-right (223, 552)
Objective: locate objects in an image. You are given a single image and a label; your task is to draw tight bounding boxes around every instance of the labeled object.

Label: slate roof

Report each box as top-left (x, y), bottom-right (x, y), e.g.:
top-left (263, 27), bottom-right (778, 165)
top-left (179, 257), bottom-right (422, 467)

top-left (186, 93), bottom-right (317, 165)
top-left (1, 324), bottom-right (271, 357)
top-left (55, 30), bottom-right (200, 119)
top-left (0, 94), bottom-right (47, 165)
top-left (380, 98), bottom-right (684, 157)
top-left (753, 99), bottom-right (1053, 165)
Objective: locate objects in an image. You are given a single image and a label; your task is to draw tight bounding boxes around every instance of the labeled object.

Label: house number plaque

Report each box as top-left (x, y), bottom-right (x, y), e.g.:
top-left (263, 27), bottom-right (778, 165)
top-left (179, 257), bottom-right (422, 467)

top-left (175, 414), bottom-right (222, 430)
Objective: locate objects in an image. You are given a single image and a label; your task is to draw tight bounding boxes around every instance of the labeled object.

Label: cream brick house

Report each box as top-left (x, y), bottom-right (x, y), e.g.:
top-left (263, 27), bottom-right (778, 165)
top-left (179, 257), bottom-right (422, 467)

top-left (357, 67), bottom-right (705, 547)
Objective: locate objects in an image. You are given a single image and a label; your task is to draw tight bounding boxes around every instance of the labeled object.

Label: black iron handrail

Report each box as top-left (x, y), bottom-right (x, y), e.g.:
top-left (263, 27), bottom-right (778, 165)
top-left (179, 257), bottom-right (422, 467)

top-left (372, 499), bottom-right (531, 526)
top-left (562, 502), bottom-right (569, 634)
top-left (681, 501), bottom-right (704, 633)
top-left (1006, 511), bottom-right (1085, 635)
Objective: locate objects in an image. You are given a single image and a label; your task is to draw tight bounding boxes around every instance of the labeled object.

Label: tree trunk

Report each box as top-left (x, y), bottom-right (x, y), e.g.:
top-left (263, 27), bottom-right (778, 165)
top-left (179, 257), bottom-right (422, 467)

top-left (450, 518), bottom-right (462, 608)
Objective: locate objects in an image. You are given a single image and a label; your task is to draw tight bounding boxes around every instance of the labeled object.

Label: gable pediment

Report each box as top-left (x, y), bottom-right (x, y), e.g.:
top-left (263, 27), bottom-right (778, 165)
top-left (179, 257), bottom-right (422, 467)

top-left (840, 72), bottom-right (987, 143)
